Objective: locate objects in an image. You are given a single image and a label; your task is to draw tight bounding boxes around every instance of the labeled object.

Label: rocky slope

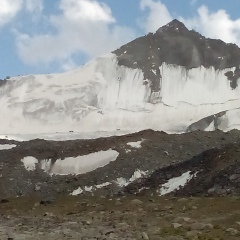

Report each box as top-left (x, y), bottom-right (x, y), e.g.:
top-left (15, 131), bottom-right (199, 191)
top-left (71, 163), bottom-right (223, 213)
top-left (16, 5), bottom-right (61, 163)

top-left (1, 129), bottom-right (240, 199)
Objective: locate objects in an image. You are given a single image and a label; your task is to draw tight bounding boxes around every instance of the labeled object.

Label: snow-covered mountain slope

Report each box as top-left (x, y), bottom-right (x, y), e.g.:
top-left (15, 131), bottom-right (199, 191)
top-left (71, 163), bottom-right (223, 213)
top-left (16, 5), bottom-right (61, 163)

top-left (1, 19), bottom-right (240, 136)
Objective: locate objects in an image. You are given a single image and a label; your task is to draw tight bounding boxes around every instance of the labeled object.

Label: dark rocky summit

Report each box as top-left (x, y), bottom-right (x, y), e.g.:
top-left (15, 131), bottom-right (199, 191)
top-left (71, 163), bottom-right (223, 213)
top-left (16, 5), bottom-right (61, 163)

top-left (114, 19), bottom-right (240, 93)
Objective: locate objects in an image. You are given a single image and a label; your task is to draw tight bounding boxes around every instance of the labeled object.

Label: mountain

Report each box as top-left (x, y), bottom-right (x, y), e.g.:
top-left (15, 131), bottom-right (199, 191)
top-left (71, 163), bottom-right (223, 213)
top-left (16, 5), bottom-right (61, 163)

top-left (1, 19), bottom-right (240, 136)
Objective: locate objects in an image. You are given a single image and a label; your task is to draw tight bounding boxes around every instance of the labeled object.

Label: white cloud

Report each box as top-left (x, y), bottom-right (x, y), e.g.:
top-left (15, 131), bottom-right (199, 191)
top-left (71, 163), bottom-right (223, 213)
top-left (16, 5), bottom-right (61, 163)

top-left (60, 0), bottom-right (114, 22)
top-left (182, 6), bottom-right (240, 46)
top-left (15, 0), bottom-right (136, 69)
top-left (140, 0), bottom-right (172, 33)
top-left (0, 0), bottom-right (23, 27)
top-left (0, 0), bottom-right (43, 28)
top-left (139, 1), bottom-right (240, 46)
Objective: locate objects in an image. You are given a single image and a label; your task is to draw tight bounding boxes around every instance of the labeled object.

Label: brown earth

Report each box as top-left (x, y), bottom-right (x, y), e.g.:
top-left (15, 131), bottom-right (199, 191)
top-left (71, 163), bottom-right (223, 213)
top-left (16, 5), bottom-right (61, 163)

top-left (1, 195), bottom-right (240, 239)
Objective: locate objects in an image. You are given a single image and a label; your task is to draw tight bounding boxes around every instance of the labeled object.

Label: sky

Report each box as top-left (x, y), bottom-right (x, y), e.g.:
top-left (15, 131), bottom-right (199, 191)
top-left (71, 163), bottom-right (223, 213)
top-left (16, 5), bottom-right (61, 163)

top-left (1, 0), bottom-right (240, 79)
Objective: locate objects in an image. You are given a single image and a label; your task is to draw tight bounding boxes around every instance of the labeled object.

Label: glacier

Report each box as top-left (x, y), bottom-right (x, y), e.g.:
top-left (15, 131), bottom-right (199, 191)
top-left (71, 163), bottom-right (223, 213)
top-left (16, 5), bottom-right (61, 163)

top-left (1, 52), bottom-right (240, 137)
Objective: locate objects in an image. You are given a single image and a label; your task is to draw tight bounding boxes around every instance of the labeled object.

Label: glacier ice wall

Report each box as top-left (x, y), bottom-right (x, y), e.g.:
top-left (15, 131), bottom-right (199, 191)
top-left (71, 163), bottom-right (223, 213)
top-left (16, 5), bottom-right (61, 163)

top-left (0, 53), bottom-right (240, 135)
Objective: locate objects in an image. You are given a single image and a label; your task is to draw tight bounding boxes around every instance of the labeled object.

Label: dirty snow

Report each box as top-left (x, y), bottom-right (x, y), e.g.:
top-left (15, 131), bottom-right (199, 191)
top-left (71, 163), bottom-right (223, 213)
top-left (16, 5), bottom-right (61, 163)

top-left (21, 156), bottom-right (38, 171)
top-left (159, 171), bottom-right (197, 196)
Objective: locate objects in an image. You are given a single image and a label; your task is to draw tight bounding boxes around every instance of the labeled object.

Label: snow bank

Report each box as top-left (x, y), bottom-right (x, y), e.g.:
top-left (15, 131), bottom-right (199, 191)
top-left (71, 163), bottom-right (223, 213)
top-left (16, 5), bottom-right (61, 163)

top-left (21, 156), bottom-right (38, 171)
top-left (127, 140), bottom-right (143, 148)
top-left (0, 144), bottom-right (16, 150)
top-left (71, 187), bottom-right (83, 196)
top-left (159, 171), bottom-right (197, 196)
top-left (41, 149), bottom-right (119, 175)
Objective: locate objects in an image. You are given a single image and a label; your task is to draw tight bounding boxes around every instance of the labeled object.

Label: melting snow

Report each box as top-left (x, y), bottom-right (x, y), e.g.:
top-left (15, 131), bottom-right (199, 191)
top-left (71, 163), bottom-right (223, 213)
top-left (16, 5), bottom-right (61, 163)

top-left (159, 171), bottom-right (197, 196)
top-left (70, 182), bottom-right (111, 195)
top-left (84, 186), bottom-right (93, 192)
top-left (0, 144), bottom-right (16, 150)
top-left (115, 169), bottom-right (148, 187)
top-left (95, 182), bottom-right (111, 188)
top-left (71, 187), bottom-right (83, 196)
top-left (127, 140), bottom-right (143, 148)
top-left (70, 170), bottom-right (147, 196)
top-left (41, 149), bottom-right (119, 175)
top-left (21, 156), bottom-right (38, 171)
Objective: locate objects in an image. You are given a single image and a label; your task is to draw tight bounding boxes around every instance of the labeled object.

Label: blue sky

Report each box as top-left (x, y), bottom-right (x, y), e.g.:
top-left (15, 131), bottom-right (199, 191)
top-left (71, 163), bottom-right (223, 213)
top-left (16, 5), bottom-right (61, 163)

top-left (1, 0), bottom-right (240, 79)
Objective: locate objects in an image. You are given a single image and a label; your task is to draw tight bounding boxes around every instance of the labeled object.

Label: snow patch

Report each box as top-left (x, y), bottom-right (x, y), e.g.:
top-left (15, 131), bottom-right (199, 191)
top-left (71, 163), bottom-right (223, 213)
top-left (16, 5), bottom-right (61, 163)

top-left (127, 140), bottom-right (143, 148)
top-left (0, 144), bottom-right (16, 150)
top-left (21, 156), bottom-right (38, 171)
top-left (115, 169), bottom-right (148, 187)
top-left (71, 187), bottom-right (83, 196)
top-left (95, 182), bottom-right (111, 188)
top-left (84, 186), bottom-right (93, 192)
top-left (41, 149), bottom-right (119, 175)
top-left (159, 171), bottom-right (197, 196)
top-left (70, 182), bottom-right (111, 195)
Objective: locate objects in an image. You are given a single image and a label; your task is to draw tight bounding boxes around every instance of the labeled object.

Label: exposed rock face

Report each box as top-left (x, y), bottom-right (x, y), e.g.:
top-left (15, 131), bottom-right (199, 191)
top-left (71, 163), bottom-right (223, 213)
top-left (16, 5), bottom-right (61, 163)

top-left (114, 19), bottom-right (240, 94)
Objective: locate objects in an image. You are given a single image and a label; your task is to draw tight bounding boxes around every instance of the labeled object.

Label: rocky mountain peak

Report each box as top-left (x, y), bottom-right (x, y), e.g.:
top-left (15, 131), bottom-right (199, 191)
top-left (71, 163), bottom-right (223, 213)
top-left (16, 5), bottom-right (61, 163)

top-left (157, 19), bottom-right (188, 33)
top-left (114, 18), bottom-right (240, 94)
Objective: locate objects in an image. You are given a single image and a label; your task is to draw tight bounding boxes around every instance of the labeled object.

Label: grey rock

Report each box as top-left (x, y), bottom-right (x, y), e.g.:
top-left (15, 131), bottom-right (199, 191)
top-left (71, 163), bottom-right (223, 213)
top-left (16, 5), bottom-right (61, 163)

top-left (186, 230), bottom-right (200, 238)
top-left (190, 222), bottom-right (206, 230)
top-left (225, 228), bottom-right (239, 235)
top-left (142, 232), bottom-right (149, 240)
top-left (172, 223), bottom-right (182, 229)
top-left (130, 199), bottom-right (143, 206)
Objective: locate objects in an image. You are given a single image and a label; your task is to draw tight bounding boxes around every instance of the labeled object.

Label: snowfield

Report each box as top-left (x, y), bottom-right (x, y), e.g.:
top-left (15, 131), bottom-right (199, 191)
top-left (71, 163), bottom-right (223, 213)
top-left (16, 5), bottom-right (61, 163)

top-left (0, 53), bottom-right (240, 139)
